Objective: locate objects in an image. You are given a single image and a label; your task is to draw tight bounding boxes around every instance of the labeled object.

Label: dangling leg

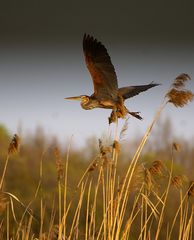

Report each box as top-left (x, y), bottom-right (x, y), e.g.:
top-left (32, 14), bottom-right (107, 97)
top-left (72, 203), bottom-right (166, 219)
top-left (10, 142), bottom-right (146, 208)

top-left (127, 110), bottom-right (143, 120)
top-left (108, 107), bottom-right (117, 124)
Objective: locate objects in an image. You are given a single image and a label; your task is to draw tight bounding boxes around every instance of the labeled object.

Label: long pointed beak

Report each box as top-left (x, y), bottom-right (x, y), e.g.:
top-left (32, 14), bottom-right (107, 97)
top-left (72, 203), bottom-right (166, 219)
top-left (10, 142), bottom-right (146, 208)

top-left (64, 96), bottom-right (82, 101)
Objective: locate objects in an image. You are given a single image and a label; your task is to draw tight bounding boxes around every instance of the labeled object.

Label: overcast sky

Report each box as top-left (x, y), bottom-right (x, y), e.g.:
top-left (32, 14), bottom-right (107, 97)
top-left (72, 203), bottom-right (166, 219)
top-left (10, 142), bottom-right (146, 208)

top-left (0, 0), bottom-right (194, 147)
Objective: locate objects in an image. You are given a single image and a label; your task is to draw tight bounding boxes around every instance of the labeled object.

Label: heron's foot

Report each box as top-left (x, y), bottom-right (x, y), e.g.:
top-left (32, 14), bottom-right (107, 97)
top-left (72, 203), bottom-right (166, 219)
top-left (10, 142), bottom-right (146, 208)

top-left (128, 111), bottom-right (143, 120)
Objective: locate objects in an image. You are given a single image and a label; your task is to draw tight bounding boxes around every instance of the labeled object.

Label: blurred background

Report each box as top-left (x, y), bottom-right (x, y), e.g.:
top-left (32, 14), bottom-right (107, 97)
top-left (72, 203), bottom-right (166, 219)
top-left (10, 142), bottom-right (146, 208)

top-left (0, 0), bottom-right (194, 147)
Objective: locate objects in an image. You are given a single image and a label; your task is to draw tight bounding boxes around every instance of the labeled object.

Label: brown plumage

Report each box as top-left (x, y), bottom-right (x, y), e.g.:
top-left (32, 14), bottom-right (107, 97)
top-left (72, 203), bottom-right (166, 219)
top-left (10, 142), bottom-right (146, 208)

top-left (65, 34), bottom-right (160, 123)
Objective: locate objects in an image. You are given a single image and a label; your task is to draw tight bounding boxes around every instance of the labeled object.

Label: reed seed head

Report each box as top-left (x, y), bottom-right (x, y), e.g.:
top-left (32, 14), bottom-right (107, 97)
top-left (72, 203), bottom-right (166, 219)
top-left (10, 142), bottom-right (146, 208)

top-left (54, 147), bottom-right (64, 181)
top-left (172, 73), bottom-right (191, 89)
top-left (88, 161), bottom-right (98, 172)
top-left (119, 117), bottom-right (129, 140)
top-left (171, 175), bottom-right (187, 189)
top-left (98, 139), bottom-right (112, 156)
top-left (172, 142), bottom-right (181, 152)
top-left (166, 73), bottom-right (194, 108)
top-left (149, 160), bottom-right (164, 176)
top-left (167, 89), bottom-right (194, 108)
top-left (113, 140), bottom-right (120, 153)
top-left (98, 139), bottom-right (112, 167)
top-left (8, 134), bottom-right (20, 155)
top-left (144, 168), bottom-right (153, 191)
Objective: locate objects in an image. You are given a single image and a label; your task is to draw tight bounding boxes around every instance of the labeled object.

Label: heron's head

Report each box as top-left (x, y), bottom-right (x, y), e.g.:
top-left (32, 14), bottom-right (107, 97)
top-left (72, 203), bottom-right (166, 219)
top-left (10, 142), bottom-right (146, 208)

top-left (65, 95), bottom-right (93, 110)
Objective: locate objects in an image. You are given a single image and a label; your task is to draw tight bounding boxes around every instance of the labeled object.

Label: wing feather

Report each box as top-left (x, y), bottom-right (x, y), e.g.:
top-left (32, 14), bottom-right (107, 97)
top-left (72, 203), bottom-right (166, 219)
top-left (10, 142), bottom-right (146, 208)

top-left (119, 83), bottom-right (160, 100)
top-left (83, 34), bottom-right (118, 99)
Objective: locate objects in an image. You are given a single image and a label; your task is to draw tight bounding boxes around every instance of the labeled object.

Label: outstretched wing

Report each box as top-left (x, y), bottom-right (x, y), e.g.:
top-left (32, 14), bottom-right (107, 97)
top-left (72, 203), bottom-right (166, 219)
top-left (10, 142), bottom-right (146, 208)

top-left (119, 83), bottom-right (160, 100)
top-left (83, 34), bottom-right (118, 99)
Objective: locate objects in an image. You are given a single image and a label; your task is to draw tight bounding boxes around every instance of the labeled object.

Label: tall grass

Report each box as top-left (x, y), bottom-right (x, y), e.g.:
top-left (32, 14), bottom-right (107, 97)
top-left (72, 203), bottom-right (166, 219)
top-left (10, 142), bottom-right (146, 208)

top-left (0, 73), bottom-right (193, 239)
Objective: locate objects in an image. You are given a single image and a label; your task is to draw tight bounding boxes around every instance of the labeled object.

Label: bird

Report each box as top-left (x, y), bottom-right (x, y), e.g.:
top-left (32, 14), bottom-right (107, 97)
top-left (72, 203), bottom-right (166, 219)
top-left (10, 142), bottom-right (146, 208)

top-left (65, 34), bottom-right (160, 124)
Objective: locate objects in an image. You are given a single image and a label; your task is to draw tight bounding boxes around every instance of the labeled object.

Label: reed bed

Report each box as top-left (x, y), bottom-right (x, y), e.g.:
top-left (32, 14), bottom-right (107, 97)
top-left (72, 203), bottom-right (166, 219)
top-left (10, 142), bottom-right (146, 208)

top-left (0, 73), bottom-right (194, 239)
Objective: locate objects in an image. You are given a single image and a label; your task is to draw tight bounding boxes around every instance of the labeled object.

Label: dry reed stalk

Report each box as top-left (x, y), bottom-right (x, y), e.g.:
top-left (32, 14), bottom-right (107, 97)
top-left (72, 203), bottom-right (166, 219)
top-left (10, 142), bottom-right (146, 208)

top-left (38, 150), bottom-right (47, 240)
top-left (6, 202), bottom-right (9, 240)
top-left (138, 190), bottom-right (166, 240)
top-left (39, 204), bottom-right (46, 240)
top-left (15, 180), bottom-right (40, 240)
top-left (63, 154), bottom-right (100, 237)
top-left (54, 147), bottom-right (64, 238)
top-left (140, 194), bottom-right (144, 240)
top-left (68, 180), bottom-right (88, 240)
top-left (154, 155), bottom-right (174, 240)
top-left (177, 181), bottom-right (194, 239)
top-left (77, 155), bottom-right (99, 188)
top-left (47, 199), bottom-right (56, 240)
top-left (0, 134), bottom-right (20, 191)
top-left (179, 181), bottom-right (194, 239)
top-left (95, 158), bottom-right (119, 240)
top-left (121, 184), bottom-right (144, 240)
top-left (25, 214), bottom-right (33, 240)
top-left (89, 167), bottom-right (104, 239)
top-left (62, 136), bottom-right (72, 239)
top-left (114, 73), bottom-right (193, 240)
top-left (105, 117), bottom-right (119, 239)
top-left (0, 192), bottom-right (8, 214)
top-left (112, 100), bottom-right (167, 240)
top-left (96, 136), bottom-right (120, 240)
top-left (138, 188), bottom-right (160, 240)
top-left (101, 166), bottom-right (107, 240)
top-left (182, 209), bottom-right (193, 240)
top-left (180, 199), bottom-right (189, 240)
top-left (168, 186), bottom-right (194, 240)
top-left (85, 180), bottom-right (92, 240)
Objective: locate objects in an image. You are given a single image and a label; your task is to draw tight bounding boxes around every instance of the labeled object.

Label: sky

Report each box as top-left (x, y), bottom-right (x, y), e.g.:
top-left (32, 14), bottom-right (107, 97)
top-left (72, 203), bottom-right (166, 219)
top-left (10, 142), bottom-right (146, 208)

top-left (0, 1), bottom-right (194, 147)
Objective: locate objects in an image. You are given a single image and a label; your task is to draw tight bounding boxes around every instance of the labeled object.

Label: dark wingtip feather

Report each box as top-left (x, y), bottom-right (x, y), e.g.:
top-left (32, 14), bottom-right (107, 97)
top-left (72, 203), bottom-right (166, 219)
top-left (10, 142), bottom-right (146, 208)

top-left (149, 82), bottom-right (161, 87)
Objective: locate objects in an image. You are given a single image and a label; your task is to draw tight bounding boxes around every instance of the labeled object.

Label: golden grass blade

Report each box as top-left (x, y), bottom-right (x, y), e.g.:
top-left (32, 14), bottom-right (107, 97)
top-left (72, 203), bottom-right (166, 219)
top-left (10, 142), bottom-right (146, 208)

top-left (140, 193), bottom-right (159, 219)
top-left (6, 203), bottom-right (9, 240)
top-left (85, 180), bottom-right (92, 240)
top-left (25, 215), bottom-right (33, 240)
top-left (68, 180), bottom-right (88, 239)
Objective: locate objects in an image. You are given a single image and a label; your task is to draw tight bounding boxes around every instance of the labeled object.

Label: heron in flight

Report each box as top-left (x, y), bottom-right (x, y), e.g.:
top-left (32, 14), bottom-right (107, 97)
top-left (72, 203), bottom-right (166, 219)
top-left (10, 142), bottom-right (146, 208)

top-left (65, 34), bottom-right (159, 123)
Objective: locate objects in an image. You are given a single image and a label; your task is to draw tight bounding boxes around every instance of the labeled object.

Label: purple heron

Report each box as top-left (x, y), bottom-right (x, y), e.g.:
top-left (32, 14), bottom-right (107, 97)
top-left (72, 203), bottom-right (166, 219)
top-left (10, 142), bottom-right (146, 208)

top-left (65, 34), bottom-right (160, 123)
